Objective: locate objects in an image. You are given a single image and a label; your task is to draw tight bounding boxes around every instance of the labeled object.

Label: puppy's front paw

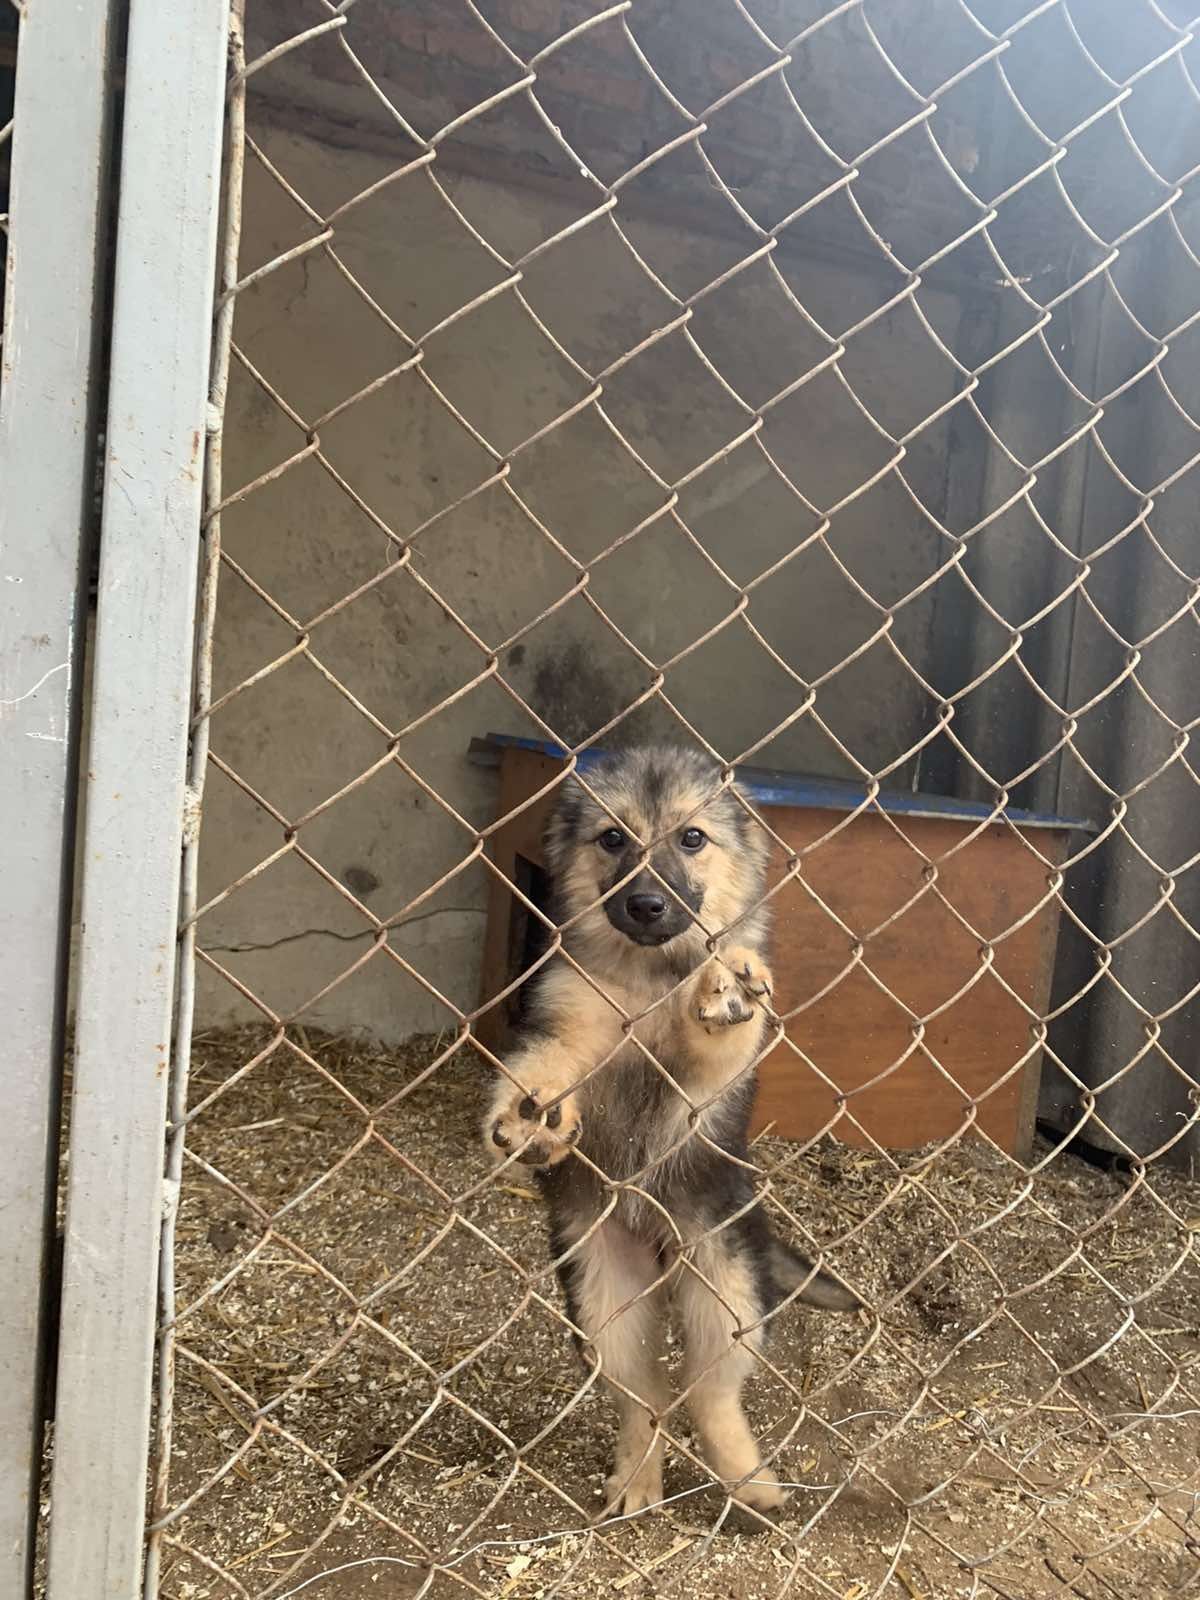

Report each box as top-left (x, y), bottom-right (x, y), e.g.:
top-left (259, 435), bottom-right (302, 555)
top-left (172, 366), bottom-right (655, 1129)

top-left (691, 948), bottom-right (773, 1033)
top-left (487, 1086), bottom-right (582, 1167)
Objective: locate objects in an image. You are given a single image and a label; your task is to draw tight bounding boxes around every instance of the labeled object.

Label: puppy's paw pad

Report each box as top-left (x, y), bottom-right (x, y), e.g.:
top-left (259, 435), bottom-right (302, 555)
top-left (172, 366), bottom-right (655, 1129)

top-left (731, 957), bottom-right (772, 999)
top-left (718, 946), bottom-right (772, 1000)
top-left (691, 949), bottom-right (771, 1031)
top-left (489, 1088), bottom-right (581, 1167)
top-left (694, 991), bottom-right (755, 1030)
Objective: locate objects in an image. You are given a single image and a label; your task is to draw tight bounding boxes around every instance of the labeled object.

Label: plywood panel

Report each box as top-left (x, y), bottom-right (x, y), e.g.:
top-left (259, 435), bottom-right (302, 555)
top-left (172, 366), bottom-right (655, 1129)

top-left (753, 811), bottom-right (1066, 1154)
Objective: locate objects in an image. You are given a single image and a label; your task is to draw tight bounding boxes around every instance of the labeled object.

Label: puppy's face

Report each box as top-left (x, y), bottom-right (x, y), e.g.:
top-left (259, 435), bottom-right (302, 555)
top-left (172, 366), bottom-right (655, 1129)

top-left (545, 747), bottom-right (767, 951)
top-left (593, 814), bottom-right (706, 946)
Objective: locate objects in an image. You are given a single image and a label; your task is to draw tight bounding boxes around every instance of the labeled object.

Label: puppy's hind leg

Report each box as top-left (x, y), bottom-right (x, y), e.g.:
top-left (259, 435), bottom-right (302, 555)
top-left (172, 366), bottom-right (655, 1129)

top-left (675, 1229), bottom-right (784, 1517)
top-left (558, 1218), bottom-right (671, 1516)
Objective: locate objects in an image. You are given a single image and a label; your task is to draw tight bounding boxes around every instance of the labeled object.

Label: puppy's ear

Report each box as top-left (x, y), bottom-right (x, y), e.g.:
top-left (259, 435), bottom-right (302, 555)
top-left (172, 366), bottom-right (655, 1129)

top-left (543, 776), bottom-right (584, 875)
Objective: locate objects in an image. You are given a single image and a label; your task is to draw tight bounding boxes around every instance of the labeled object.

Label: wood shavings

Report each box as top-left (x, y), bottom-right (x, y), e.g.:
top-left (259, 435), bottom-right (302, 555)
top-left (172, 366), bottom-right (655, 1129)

top-left (613, 1535), bottom-right (694, 1588)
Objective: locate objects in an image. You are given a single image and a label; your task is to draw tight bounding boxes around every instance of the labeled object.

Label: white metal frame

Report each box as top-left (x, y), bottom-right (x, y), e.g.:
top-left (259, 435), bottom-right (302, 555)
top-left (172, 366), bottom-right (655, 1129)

top-left (0, 2), bottom-right (119, 1591)
top-left (42, 2), bottom-right (231, 1596)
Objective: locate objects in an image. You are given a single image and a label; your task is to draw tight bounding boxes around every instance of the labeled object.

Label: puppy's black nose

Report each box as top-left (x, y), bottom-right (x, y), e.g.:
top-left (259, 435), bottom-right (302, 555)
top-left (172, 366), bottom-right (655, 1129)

top-left (626, 892), bottom-right (666, 924)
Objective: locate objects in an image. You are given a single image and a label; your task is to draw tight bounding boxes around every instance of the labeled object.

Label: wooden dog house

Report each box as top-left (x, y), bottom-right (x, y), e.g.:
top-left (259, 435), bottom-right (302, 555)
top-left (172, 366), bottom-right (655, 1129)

top-left (471, 735), bottom-right (1087, 1158)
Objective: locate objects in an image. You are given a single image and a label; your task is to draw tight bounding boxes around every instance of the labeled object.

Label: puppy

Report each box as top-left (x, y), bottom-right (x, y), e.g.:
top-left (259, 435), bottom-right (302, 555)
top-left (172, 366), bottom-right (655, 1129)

top-left (483, 745), bottom-right (857, 1519)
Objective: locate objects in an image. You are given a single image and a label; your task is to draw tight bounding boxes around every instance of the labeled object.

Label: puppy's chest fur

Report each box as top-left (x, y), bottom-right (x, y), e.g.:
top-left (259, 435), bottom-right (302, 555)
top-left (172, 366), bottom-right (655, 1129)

top-left (573, 971), bottom-right (753, 1195)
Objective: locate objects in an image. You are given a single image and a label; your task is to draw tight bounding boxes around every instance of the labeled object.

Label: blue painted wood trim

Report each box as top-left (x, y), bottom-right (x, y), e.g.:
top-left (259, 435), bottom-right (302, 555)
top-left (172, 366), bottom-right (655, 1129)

top-left (472, 733), bottom-right (1095, 833)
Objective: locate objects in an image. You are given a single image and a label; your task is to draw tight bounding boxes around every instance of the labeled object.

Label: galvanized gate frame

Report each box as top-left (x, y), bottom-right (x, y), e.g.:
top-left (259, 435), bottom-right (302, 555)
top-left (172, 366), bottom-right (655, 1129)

top-left (1, 1), bottom-right (232, 1596)
top-left (0, 2), bottom-right (119, 1591)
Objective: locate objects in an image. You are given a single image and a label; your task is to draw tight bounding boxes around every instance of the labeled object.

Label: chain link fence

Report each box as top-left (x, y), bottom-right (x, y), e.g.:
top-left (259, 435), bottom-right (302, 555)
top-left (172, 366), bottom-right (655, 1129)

top-left (146, 2), bottom-right (1200, 1596)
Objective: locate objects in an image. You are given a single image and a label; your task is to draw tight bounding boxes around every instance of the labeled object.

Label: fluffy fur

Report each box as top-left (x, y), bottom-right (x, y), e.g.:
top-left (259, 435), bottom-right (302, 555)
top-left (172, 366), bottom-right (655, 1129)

top-left (483, 745), bottom-right (857, 1519)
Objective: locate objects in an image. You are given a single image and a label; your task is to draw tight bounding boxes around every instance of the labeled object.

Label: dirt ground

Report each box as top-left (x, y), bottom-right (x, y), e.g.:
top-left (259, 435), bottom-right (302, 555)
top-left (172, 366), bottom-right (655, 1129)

top-left (143, 1026), bottom-right (1200, 1600)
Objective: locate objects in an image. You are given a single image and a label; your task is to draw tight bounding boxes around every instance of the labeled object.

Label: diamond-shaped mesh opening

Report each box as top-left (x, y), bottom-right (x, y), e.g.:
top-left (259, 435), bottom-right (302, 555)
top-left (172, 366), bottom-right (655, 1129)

top-left (151, 2), bottom-right (1200, 1596)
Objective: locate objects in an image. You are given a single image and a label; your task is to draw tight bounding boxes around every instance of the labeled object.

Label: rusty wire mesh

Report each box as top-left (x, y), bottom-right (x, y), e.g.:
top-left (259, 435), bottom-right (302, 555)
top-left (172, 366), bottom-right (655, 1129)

top-left (148, 2), bottom-right (1200, 1596)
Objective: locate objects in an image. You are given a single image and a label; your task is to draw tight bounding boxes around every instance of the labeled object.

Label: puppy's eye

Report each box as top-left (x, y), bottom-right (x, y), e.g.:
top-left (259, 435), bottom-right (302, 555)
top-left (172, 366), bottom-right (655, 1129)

top-left (680, 827), bottom-right (707, 852)
top-left (598, 827), bottom-right (626, 852)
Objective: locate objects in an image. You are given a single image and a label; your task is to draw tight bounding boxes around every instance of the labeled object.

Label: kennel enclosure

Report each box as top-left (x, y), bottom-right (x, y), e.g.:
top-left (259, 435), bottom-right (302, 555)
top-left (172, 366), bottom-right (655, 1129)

top-left (4, 2), bottom-right (1200, 1597)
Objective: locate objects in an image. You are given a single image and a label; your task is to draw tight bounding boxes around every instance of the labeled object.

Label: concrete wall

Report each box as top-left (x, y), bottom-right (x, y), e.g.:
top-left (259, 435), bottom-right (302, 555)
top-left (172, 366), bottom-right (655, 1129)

top-left (191, 126), bottom-right (969, 1041)
top-left (52, 0), bottom-right (1197, 1165)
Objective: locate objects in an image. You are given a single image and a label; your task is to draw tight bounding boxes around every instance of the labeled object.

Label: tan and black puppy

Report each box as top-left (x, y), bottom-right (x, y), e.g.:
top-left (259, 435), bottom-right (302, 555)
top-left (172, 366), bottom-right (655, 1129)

top-left (483, 745), bottom-right (857, 1519)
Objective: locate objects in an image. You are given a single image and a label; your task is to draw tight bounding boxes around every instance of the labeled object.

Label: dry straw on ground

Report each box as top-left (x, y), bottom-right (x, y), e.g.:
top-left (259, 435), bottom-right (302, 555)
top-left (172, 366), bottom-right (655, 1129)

top-left (141, 1026), bottom-right (1200, 1599)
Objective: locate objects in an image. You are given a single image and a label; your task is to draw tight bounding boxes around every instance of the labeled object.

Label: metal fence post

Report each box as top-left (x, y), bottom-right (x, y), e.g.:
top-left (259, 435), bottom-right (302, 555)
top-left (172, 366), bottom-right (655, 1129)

top-left (0, 3), bottom-right (119, 1593)
top-left (43, 1), bottom-right (231, 1595)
